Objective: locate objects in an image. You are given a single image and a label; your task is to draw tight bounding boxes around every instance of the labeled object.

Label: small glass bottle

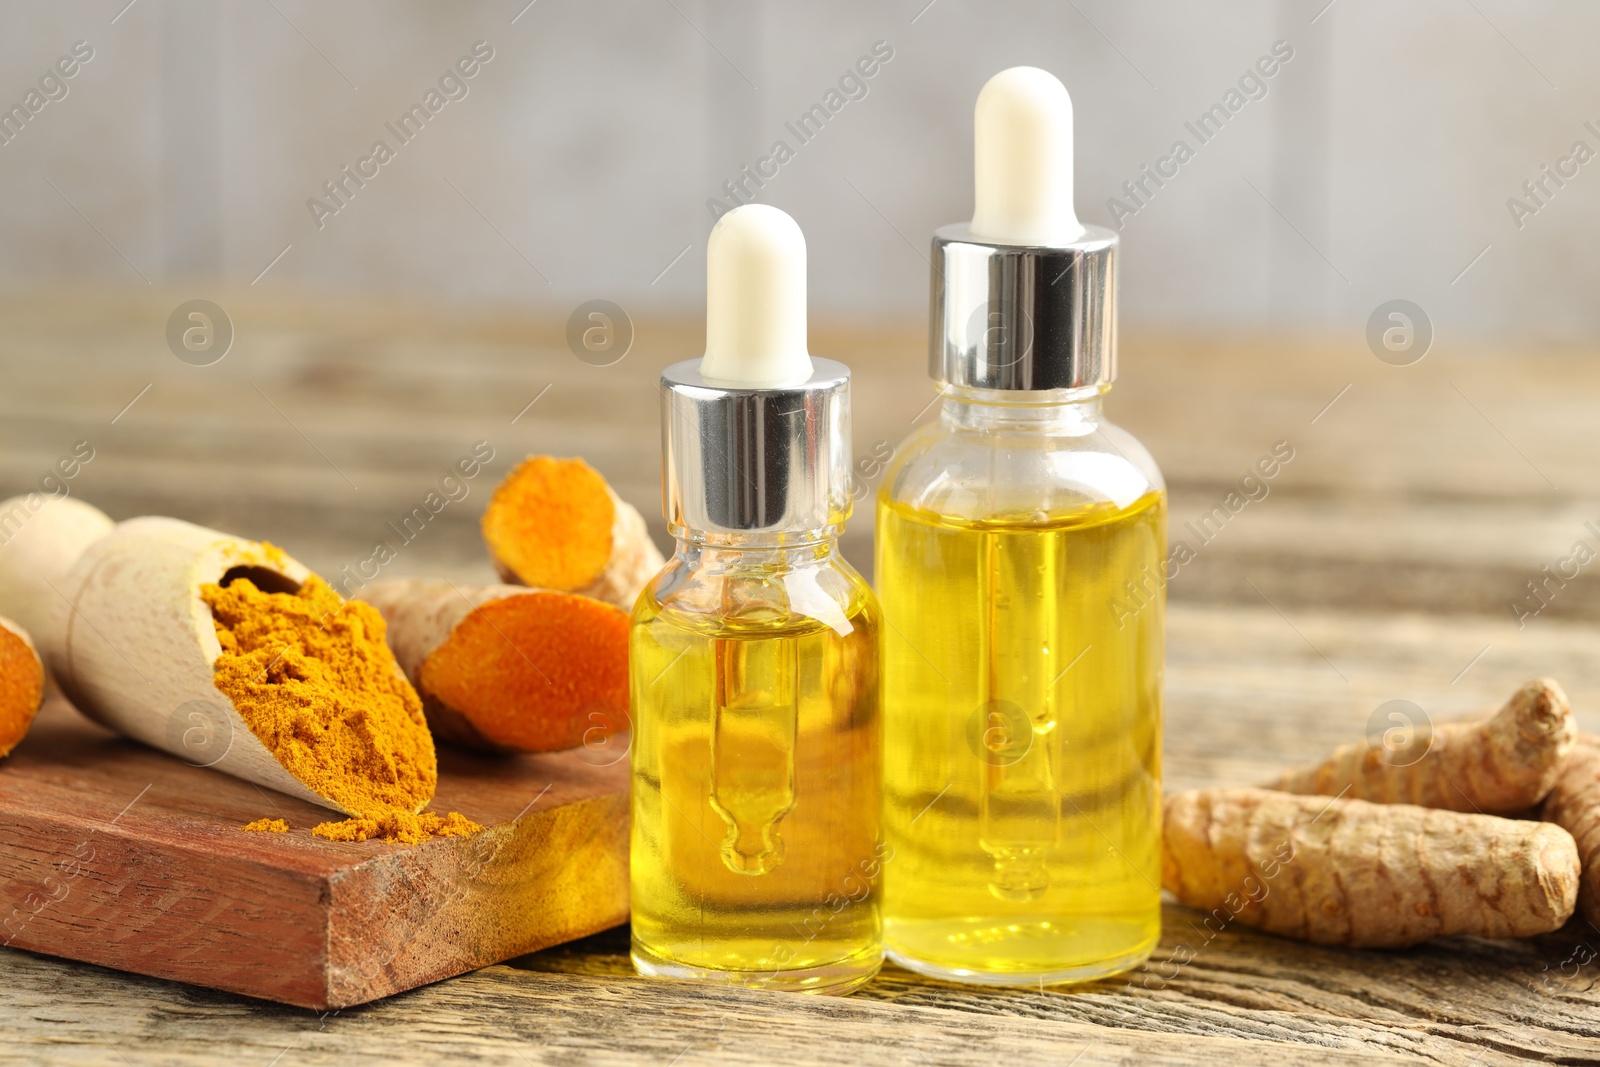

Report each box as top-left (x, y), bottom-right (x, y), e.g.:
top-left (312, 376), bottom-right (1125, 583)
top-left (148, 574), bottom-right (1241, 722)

top-left (877, 68), bottom-right (1165, 985)
top-left (630, 204), bottom-right (883, 994)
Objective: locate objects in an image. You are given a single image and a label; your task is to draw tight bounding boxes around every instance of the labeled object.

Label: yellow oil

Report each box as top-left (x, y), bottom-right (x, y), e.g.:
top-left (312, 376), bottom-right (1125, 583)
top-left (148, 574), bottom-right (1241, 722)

top-left (629, 584), bottom-right (883, 994)
top-left (876, 490), bottom-right (1164, 984)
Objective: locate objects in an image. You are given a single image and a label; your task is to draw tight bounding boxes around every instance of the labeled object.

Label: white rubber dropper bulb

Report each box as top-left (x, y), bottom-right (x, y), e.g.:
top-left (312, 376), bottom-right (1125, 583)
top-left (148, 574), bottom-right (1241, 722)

top-left (700, 204), bottom-right (814, 387)
top-left (969, 66), bottom-right (1085, 246)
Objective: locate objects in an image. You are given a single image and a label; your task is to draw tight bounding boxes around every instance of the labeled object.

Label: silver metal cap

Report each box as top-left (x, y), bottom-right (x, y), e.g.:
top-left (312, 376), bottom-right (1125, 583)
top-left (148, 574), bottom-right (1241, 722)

top-left (660, 357), bottom-right (852, 535)
top-left (930, 222), bottom-right (1117, 391)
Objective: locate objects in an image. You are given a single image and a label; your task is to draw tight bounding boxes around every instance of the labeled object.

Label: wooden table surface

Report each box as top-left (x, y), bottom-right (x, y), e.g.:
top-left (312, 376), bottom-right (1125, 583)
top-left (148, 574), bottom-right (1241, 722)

top-left (3, 289), bottom-right (1600, 1065)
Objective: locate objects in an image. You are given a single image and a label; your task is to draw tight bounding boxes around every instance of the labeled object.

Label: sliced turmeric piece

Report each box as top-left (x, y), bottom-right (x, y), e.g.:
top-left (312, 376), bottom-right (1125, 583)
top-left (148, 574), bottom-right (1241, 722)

top-left (480, 455), bottom-right (663, 611)
top-left (1539, 733), bottom-right (1600, 929)
top-left (1163, 787), bottom-right (1579, 948)
top-left (0, 616), bottom-right (43, 758)
top-left (359, 577), bottom-right (629, 753)
top-left (1269, 678), bottom-right (1574, 814)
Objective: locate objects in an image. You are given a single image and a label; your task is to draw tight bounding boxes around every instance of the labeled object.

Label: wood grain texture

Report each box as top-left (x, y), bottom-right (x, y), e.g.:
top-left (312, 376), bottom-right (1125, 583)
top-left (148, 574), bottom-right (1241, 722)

top-left (526, 921), bottom-right (1600, 1065)
top-left (0, 697), bottom-right (629, 1010)
top-left (9, 601), bottom-right (1600, 1064)
top-left (0, 288), bottom-right (1591, 608)
top-left (5, 294), bottom-right (1600, 1064)
top-left (0, 944), bottom-right (1431, 1067)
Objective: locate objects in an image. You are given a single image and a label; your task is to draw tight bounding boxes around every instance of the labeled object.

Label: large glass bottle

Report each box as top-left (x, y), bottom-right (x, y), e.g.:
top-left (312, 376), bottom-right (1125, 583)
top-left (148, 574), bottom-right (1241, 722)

top-left (877, 386), bottom-right (1164, 985)
top-left (876, 67), bottom-right (1164, 985)
top-left (629, 204), bottom-right (883, 994)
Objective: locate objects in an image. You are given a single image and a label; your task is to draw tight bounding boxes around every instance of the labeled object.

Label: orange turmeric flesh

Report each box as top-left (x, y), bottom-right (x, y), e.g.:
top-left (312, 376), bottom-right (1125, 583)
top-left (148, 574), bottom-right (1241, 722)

top-left (482, 456), bottom-right (616, 590)
top-left (203, 574), bottom-right (481, 844)
top-left (0, 620), bottom-right (43, 758)
top-left (420, 591), bottom-right (629, 751)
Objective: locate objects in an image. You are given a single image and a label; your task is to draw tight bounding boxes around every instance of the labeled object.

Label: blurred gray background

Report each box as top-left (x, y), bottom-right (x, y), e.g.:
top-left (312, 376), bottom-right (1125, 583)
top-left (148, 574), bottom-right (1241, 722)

top-left (3, 0), bottom-right (1598, 647)
top-left (1, 0), bottom-right (1595, 339)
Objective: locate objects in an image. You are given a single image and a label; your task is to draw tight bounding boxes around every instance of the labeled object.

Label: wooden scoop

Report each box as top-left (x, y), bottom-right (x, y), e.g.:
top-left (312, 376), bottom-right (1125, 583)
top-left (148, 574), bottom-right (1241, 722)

top-left (0, 495), bottom-right (351, 812)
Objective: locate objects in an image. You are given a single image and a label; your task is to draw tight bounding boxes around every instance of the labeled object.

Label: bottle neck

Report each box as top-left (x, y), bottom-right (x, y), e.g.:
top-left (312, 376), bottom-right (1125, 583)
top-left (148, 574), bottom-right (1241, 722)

top-left (938, 382), bottom-right (1107, 434)
top-left (668, 525), bottom-right (841, 568)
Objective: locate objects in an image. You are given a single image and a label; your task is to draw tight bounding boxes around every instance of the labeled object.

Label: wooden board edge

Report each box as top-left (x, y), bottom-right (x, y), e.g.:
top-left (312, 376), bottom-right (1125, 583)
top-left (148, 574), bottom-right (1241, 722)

top-left (0, 805), bottom-right (333, 1006)
top-left (323, 788), bottom-right (630, 1009)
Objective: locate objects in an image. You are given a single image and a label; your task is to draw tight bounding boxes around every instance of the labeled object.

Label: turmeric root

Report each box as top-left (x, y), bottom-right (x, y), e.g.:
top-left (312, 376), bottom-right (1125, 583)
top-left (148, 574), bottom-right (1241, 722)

top-left (358, 577), bottom-right (629, 753)
top-left (1162, 788), bottom-right (1579, 948)
top-left (1268, 678), bottom-right (1574, 814)
top-left (1538, 734), bottom-right (1600, 930)
top-left (481, 456), bottom-right (663, 611)
top-left (0, 616), bottom-right (43, 758)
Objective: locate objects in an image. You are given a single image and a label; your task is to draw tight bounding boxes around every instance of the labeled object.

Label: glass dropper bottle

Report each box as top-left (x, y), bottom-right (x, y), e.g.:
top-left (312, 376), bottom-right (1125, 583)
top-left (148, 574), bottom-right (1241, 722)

top-left (629, 204), bottom-right (884, 994)
top-left (876, 67), bottom-right (1166, 986)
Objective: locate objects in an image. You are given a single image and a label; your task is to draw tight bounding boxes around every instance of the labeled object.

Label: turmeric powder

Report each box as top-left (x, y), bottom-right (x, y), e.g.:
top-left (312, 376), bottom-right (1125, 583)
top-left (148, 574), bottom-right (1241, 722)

top-left (481, 456), bottom-right (663, 611)
top-left (202, 572), bottom-right (481, 844)
top-left (0, 616), bottom-right (43, 759)
top-left (312, 810), bottom-right (481, 844)
top-left (242, 818), bottom-right (289, 833)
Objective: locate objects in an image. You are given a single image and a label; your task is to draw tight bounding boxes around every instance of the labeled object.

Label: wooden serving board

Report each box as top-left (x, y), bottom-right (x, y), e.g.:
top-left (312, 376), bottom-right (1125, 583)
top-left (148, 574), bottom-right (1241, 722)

top-left (0, 694), bottom-right (630, 1009)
